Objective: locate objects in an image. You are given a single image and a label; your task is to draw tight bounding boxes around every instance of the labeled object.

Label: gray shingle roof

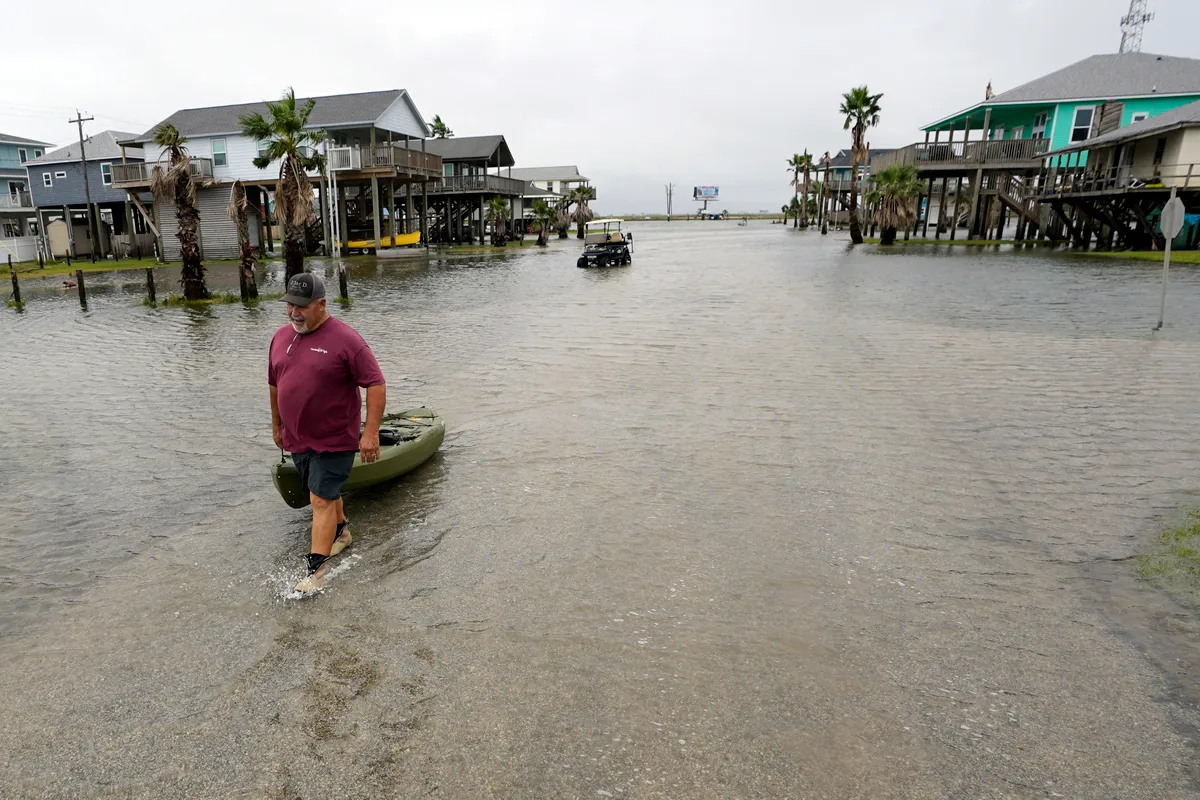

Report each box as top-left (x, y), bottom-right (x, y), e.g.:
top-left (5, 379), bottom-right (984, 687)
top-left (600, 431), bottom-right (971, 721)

top-left (0, 132), bottom-right (54, 147)
top-left (508, 165), bottom-right (588, 182)
top-left (1047, 97), bottom-right (1200, 154)
top-left (987, 53), bottom-right (1200, 105)
top-left (127, 90), bottom-right (418, 143)
top-left (419, 135), bottom-right (514, 167)
top-left (522, 182), bottom-right (561, 198)
top-left (829, 148), bottom-right (893, 168)
top-left (28, 130), bottom-right (142, 165)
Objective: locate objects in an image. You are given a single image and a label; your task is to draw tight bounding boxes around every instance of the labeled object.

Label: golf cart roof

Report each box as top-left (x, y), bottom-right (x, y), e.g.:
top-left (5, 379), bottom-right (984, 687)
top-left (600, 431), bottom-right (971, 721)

top-left (586, 218), bottom-right (623, 227)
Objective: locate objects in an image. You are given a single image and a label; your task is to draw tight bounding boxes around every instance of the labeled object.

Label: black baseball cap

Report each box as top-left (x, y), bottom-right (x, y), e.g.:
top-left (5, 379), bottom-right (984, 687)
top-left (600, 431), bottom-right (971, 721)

top-left (281, 273), bottom-right (326, 306)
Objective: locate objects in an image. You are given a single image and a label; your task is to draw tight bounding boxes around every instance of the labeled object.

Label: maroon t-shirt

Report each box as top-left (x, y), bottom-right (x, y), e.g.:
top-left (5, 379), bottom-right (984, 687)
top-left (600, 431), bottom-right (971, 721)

top-left (268, 316), bottom-right (385, 453)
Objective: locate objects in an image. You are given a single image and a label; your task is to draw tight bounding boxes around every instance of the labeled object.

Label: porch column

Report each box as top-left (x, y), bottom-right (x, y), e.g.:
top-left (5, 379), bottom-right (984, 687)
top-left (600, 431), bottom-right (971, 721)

top-left (936, 177), bottom-right (948, 239)
top-left (406, 182), bottom-right (415, 236)
top-left (950, 176), bottom-right (963, 241)
top-left (318, 179), bottom-right (330, 257)
top-left (337, 185), bottom-right (349, 257)
top-left (922, 177), bottom-right (934, 237)
top-left (479, 195), bottom-right (486, 243)
top-left (420, 181), bottom-right (428, 245)
top-left (968, 108), bottom-right (990, 238)
top-left (370, 128), bottom-right (382, 249)
top-left (124, 201), bottom-right (136, 259)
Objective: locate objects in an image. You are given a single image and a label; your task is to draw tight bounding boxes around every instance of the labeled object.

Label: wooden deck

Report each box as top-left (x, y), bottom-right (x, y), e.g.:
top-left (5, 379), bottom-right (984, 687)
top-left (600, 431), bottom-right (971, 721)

top-left (327, 145), bottom-right (442, 181)
top-left (872, 139), bottom-right (1051, 173)
top-left (427, 174), bottom-right (526, 196)
top-left (111, 159), bottom-right (214, 188)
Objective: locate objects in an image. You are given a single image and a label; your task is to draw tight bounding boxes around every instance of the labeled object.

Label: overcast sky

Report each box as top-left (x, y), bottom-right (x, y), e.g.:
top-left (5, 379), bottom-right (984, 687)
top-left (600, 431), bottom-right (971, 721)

top-left (6, 0), bottom-right (1199, 213)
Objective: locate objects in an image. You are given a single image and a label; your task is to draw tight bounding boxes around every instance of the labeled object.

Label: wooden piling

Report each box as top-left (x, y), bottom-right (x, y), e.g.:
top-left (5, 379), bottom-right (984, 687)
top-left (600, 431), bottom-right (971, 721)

top-left (76, 269), bottom-right (87, 309)
top-left (146, 268), bottom-right (156, 303)
top-left (338, 262), bottom-right (349, 300)
top-left (9, 262), bottom-right (20, 306)
top-left (38, 250), bottom-right (44, 269)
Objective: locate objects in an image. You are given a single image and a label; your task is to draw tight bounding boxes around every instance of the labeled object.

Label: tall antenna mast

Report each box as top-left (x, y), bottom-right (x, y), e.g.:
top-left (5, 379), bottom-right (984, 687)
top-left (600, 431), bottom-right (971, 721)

top-left (1119, 0), bottom-right (1154, 54)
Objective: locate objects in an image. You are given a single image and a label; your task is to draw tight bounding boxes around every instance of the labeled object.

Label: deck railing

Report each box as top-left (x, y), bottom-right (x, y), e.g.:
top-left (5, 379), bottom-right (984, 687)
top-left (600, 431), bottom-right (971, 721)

top-left (428, 174), bottom-right (527, 196)
top-left (328, 145), bottom-right (442, 179)
top-left (872, 138), bottom-right (1051, 171)
top-left (1036, 162), bottom-right (1200, 197)
top-left (111, 159), bottom-right (214, 186)
top-left (0, 191), bottom-right (32, 209)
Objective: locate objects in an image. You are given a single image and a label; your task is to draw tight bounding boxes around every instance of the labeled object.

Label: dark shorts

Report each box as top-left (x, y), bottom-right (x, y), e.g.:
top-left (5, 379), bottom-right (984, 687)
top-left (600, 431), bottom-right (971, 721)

top-left (291, 450), bottom-right (357, 501)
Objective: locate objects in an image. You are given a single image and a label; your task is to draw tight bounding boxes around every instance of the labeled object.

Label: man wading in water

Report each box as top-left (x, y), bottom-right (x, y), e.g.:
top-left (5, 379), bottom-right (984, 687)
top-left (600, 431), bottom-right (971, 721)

top-left (268, 273), bottom-right (386, 594)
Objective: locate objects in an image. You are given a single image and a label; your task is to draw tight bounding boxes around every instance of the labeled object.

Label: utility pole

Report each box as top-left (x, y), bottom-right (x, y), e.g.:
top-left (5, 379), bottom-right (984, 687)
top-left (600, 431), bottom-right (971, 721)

top-left (665, 183), bottom-right (674, 221)
top-left (70, 110), bottom-right (101, 262)
top-left (1119, 0), bottom-right (1154, 54)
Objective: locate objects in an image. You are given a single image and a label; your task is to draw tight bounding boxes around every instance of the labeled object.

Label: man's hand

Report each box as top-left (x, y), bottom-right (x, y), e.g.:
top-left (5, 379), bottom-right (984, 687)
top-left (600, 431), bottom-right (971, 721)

top-left (359, 429), bottom-right (380, 464)
top-left (273, 423), bottom-right (284, 451)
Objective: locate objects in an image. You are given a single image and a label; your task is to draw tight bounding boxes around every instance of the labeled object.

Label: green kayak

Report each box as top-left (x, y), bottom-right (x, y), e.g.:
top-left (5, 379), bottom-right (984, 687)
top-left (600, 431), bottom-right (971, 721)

top-left (271, 407), bottom-right (446, 509)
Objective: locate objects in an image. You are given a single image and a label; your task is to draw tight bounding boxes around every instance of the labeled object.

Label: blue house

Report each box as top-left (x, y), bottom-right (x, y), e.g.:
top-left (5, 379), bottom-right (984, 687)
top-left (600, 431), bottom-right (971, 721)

top-left (26, 130), bottom-right (154, 258)
top-left (0, 132), bottom-right (53, 238)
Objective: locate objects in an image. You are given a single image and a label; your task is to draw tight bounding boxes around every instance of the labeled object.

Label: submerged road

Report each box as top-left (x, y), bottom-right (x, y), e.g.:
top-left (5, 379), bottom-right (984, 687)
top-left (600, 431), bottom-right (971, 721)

top-left (2, 224), bottom-right (1199, 797)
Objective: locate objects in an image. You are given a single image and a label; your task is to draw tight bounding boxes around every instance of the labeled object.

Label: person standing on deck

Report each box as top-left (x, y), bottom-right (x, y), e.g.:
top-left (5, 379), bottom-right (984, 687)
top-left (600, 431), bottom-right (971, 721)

top-left (268, 273), bottom-right (386, 593)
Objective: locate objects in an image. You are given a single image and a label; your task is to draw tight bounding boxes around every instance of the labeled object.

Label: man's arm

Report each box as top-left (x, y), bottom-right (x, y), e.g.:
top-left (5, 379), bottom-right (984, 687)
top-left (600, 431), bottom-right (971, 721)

top-left (359, 383), bottom-right (386, 463)
top-left (270, 385), bottom-right (284, 450)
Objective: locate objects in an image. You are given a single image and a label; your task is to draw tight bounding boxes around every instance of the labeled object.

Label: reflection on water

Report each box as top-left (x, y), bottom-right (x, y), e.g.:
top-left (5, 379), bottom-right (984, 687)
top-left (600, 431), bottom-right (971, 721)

top-left (2, 226), bottom-right (1200, 796)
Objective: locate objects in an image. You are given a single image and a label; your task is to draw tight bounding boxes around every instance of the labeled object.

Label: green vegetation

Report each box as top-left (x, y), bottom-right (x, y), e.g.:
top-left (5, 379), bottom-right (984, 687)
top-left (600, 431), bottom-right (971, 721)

top-left (1137, 509), bottom-right (1200, 600)
top-left (143, 291), bottom-right (283, 308)
top-left (1065, 248), bottom-right (1200, 264)
top-left (13, 257), bottom-right (258, 279)
top-left (151, 123), bottom-right (208, 300)
top-left (866, 164), bottom-right (923, 245)
top-left (6, 299), bottom-right (24, 309)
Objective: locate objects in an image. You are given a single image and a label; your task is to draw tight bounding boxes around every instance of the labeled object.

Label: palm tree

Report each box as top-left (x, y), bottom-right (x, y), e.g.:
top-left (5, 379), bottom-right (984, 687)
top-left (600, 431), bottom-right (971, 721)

top-left (530, 199), bottom-right (555, 246)
top-left (429, 115), bottom-right (453, 139)
top-left (840, 86), bottom-right (883, 245)
top-left (149, 123), bottom-right (208, 300)
top-left (238, 88), bottom-right (327, 280)
top-left (781, 203), bottom-right (790, 225)
top-left (485, 196), bottom-right (510, 246)
top-left (787, 196), bottom-right (802, 229)
top-left (570, 186), bottom-right (596, 239)
top-left (554, 196), bottom-right (573, 239)
top-left (866, 164), bottom-right (923, 245)
top-left (227, 180), bottom-right (259, 300)
top-left (787, 153), bottom-right (804, 204)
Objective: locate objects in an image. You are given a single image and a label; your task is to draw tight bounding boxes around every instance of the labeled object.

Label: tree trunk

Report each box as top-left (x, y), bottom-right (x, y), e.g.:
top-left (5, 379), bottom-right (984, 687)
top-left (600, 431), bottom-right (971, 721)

top-left (283, 223), bottom-right (305, 280)
top-left (175, 171), bottom-right (208, 301)
top-left (576, 219), bottom-right (585, 239)
top-left (848, 152), bottom-right (864, 244)
top-left (880, 226), bottom-right (897, 245)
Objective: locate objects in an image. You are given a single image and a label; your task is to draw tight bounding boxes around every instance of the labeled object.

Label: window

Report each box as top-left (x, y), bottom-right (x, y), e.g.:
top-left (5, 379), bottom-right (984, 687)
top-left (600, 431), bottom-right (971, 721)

top-left (1032, 112), bottom-right (1048, 140)
top-left (1131, 112), bottom-right (1149, 124)
top-left (211, 138), bottom-right (227, 167)
top-left (256, 141), bottom-right (271, 162)
top-left (101, 163), bottom-right (112, 186)
top-left (34, 149), bottom-right (41, 158)
top-left (1070, 107), bottom-right (1095, 142)
top-left (444, 163), bottom-right (454, 177)
top-left (546, 181), bottom-right (554, 193)
top-left (55, 171), bottom-right (66, 179)
top-left (1012, 126), bottom-right (1024, 140)
top-left (18, 148), bottom-right (27, 163)
top-left (42, 173), bottom-right (52, 187)
top-left (1153, 138), bottom-right (1167, 166)
top-left (992, 126), bottom-right (1004, 140)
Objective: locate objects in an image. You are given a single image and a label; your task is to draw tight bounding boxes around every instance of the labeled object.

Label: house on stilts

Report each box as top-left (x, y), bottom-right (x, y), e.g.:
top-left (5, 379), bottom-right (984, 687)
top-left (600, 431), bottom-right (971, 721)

top-left (870, 52), bottom-right (1200, 244)
top-left (116, 90), bottom-right (442, 261)
top-left (420, 135), bottom-right (524, 244)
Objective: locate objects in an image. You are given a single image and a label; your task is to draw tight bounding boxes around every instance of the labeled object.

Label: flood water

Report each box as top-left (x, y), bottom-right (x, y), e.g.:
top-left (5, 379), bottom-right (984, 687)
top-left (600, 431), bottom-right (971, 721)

top-left (2, 223), bottom-right (1200, 798)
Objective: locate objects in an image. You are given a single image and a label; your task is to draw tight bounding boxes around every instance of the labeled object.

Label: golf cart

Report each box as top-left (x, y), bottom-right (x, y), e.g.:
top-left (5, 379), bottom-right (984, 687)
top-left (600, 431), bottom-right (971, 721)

top-left (577, 219), bottom-right (633, 268)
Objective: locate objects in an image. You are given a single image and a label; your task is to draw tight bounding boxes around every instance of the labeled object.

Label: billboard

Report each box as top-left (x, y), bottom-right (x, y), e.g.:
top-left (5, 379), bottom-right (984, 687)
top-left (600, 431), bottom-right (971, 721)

top-left (693, 185), bottom-right (719, 200)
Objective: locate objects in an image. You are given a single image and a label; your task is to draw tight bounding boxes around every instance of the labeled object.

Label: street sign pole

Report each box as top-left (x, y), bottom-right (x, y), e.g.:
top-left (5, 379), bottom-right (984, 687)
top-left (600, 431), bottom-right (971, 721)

top-left (1155, 186), bottom-right (1186, 331)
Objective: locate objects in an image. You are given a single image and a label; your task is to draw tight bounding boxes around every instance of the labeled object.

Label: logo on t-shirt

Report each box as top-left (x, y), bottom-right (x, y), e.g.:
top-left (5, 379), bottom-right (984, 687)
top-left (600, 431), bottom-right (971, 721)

top-left (310, 347), bottom-right (329, 354)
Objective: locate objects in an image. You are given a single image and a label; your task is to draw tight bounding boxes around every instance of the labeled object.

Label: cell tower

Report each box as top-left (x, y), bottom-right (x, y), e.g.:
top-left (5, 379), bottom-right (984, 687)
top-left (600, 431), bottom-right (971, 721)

top-left (1119, 0), bottom-right (1154, 54)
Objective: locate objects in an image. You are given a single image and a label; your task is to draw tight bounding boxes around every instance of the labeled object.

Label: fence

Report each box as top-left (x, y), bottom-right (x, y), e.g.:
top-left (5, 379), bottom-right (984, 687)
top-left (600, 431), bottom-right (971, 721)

top-left (0, 235), bottom-right (41, 263)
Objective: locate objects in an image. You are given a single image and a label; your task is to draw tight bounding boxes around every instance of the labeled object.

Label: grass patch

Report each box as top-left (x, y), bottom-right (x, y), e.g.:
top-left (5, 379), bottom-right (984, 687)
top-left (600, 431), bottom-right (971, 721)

top-left (862, 237), bottom-right (1048, 247)
top-left (6, 299), bottom-right (24, 309)
top-left (1136, 509), bottom-right (1200, 600)
top-left (1064, 248), bottom-right (1200, 264)
top-left (13, 256), bottom-right (265, 279)
top-left (143, 291), bottom-right (283, 308)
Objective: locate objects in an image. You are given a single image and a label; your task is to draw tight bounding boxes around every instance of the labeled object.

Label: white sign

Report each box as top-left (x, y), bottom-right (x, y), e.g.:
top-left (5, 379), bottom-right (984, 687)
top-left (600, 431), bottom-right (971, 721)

top-left (1161, 196), bottom-right (1186, 239)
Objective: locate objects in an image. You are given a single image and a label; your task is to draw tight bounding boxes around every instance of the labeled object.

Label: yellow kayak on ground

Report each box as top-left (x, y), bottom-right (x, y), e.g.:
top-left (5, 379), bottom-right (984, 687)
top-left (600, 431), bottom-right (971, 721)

top-left (344, 231), bottom-right (422, 250)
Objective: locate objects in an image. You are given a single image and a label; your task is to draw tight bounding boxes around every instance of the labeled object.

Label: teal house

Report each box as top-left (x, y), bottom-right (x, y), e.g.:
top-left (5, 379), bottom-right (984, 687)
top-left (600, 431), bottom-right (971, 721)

top-left (0, 132), bottom-right (53, 238)
top-left (920, 53), bottom-right (1200, 166)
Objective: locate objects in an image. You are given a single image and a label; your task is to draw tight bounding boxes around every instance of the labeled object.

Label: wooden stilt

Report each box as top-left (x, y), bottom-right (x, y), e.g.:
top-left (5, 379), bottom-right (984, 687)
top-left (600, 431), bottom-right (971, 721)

top-left (922, 177), bottom-right (934, 237)
top-left (936, 177), bottom-right (948, 239)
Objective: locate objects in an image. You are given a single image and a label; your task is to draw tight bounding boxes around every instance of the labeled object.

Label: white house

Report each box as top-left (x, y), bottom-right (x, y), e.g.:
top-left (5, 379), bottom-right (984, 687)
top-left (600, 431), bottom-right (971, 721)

top-left (507, 165), bottom-right (591, 197)
top-left (116, 89), bottom-right (441, 260)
